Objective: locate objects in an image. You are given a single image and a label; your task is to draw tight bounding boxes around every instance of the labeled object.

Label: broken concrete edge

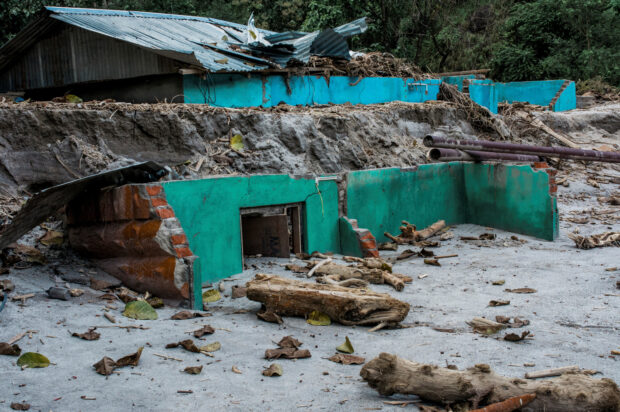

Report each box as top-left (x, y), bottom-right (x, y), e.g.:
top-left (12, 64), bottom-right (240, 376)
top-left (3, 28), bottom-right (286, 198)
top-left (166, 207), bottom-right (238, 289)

top-left (27, 161), bottom-right (556, 310)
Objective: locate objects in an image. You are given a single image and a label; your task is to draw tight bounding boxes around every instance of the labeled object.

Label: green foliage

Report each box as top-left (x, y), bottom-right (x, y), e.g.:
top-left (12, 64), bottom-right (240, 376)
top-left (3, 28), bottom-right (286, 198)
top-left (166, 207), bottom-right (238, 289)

top-left (1, 0), bottom-right (618, 84)
top-left (491, 0), bottom-right (619, 85)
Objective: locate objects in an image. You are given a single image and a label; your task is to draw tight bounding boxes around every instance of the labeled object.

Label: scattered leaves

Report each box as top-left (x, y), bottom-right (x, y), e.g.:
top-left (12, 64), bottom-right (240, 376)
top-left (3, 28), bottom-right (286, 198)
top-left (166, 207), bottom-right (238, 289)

top-left (39, 230), bottom-right (63, 247)
top-left (115, 347), bottom-right (143, 367)
top-left (505, 288), bottom-right (537, 294)
top-left (265, 348), bottom-right (311, 360)
top-left (200, 342), bottom-right (221, 352)
top-left (146, 297), bottom-right (164, 309)
top-left (467, 317), bottom-right (506, 335)
top-left (122, 300), bottom-right (158, 320)
top-left (328, 354), bottom-right (365, 365)
top-left (10, 402), bottom-right (30, 410)
top-left (262, 363), bottom-right (283, 376)
top-left (17, 352), bottom-right (49, 368)
top-left (489, 300), bottom-right (510, 307)
top-left (71, 328), bottom-right (100, 341)
top-left (257, 310), bottom-right (283, 324)
top-left (93, 357), bottom-right (117, 376)
top-left (0, 342), bottom-right (21, 356)
top-left (492, 280), bottom-right (505, 286)
top-left (396, 249), bottom-right (416, 260)
top-left (495, 316), bottom-right (530, 328)
top-left (277, 336), bottom-right (301, 349)
top-left (193, 325), bottom-right (215, 338)
top-left (307, 310), bottom-right (331, 326)
top-left (231, 365), bottom-right (242, 374)
top-left (166, 340), bottom-right (200, 353)
top-left (504, 331), bottom-right (531, 342)
top-left (183, 366), bottom-right (203, 375)
top-left (202, 289), bottom-right (221, 303)
top-left (336, 336), bottom-right (354, 354)
top-left (170, 311), bottom-right (211, 320)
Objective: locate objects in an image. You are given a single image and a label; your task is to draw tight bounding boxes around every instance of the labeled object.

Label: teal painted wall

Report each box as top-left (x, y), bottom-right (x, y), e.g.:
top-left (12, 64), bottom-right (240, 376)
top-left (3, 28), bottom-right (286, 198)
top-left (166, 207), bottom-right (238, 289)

top-left (462, 163), bottom-right (558, 241)
top-left (553, 81), bottom-right (576, 112)
top-left (469, 79), bottom-right (498, 114)
top-left (338, 217), bottom-right (364, 258)
top-left (183, 74), bottom-right (441, 107)
top-left (345, 164), bottom-right (468, 242)
top-left (345, 163), bottom-right (557, 243)
top-left (162, 174), bottom-right (340, 307)
top-left (441, 75), bottom-right (476, 91)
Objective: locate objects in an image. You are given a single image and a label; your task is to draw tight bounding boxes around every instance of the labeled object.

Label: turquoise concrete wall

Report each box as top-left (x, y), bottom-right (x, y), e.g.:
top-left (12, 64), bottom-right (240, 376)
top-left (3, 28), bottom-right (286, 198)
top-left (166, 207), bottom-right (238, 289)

top-left (441, 75), bottom-right (476, 91)
top-left (345, 164), bottom-right (468, 243)
top-left (462, 164), bottom-right (558, 241)
top-left (338, 217), bottom-right (364, 258)
top-left (162, 175), bottom-right (340, 307)
top-left (184, 74), bottom-right (441, 107)
top-left (346, 163), bottom-right (557, 244)
top-left (469, 79), bottom-right (498, 114)
top-left (553, 81), bottom-right (576, 112)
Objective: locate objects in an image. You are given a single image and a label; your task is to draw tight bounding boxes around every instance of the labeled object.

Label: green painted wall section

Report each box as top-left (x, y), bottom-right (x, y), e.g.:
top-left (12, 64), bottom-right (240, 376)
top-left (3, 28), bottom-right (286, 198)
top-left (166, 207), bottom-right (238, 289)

top-left (345, 164), bottom-right (467, 243)
top-left (346, 163), bottom-right (558, 243)
top-left (338, 217), bottom-right (364, 258)
top-left (162, 175), bottom-right (340, 308)
top-left (462, 163), bottom-right (558, 241)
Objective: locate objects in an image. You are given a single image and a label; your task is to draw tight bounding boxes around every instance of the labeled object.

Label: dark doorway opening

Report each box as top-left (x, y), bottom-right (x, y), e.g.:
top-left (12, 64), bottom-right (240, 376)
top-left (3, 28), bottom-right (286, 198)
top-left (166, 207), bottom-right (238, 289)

top-left (240, 203), bottom-right (303, 259)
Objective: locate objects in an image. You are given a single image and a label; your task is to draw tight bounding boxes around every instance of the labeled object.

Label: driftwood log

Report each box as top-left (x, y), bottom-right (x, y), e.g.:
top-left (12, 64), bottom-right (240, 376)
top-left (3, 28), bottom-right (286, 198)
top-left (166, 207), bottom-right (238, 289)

top-left (385, 220), bottom-right (446, 245)
top-left (309, 258), bottom-right (410, 291)
top-left (246, 275), bottom-right (410, 326)
top-left (360, 353), bottom-right (620, 411)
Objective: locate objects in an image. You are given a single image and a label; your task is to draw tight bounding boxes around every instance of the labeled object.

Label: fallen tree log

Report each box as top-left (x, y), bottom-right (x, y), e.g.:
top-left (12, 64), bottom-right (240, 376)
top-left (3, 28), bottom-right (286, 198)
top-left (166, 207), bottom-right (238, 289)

top-left (385, 220), bottom-right (446, 245)
top-left (303, 258), bottom-right (408, 291)
top-left (246, 275), bottom-right (410, 326)
top-left (360, 353), bottom-right (620, 411)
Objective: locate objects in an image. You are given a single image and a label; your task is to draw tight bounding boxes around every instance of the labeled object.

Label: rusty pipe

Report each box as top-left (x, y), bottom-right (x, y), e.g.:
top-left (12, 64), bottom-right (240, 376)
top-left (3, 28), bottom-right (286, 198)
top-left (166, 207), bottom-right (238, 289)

top-left (427, 148), bottom-right (540, 163)
top-left (424, 135), bottom-right (620, 163)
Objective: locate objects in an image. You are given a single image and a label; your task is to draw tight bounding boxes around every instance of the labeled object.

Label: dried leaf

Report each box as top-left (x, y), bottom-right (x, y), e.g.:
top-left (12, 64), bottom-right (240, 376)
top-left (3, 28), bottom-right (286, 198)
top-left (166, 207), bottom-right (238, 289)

top-left (10, 402), bottom-right (30, 410)
top-left (69, 288), bottom-right (84, 297)
top-left (231, 365), bottom-right (242, 374)
top-left (479, 233), bottom-right (496, 240)
top-left (39, 230), bottom-right (64, 247)
top-left (0, 342), bottom-right (21, 356)
top-left (17, 352), bottom-right (49, 368)
top-left (183, 366), bottom-right (203, 375)
top-left (262, 363), bottom-right (283, 376)
top-left (264, 348), bottom-right (311, 360)
top-left (170, 310), bottom-right (210, 320)
top-left (200, 341), bottom-right (221, 352)
top-left (489, 300), bottom-right (510, 307)
top-left (492, 280), bottom-right (505, 286)
top-left (71, 328), bottom-right (100, 341)
top-left (418, 248), bottom-right (435, 258)
top-left (285, 264), bottom-right (310, 273)
top-left (90, 277), bottom-right (116, 291)
top-left (122, 300), bottom-right (158, 320)
top-left (146, 297), bottom-right (164, 308)
top-left (336, 336), bottom-right (354, 354)
top-left (115, 347), bottom-right (143, 367)
top-left (504, 331), bottom-right (531, 342)
top-left (202, 289), bottom-right (221, 303)
top-left (505, 288), bottom-right (537, 294)
top-left (277, 336), bottom-right (301, 349)
top-left (93, 356), bottom-right (117, 375)
top-left (167, 340), bottom-right (200, 353)
top-left (467, 317), bottom-right (506, 335)
top-left (328, 353), bottom-right (365, 365)
top-left (307, 310), bottom-right (331, 326)
top-left (193, 325), bottom-right (215, 338)
top-left (396, 249), bottom-right (416, 260)
top-left (257, 310), bottom-right (282, 324)
top-left (377, 242), bottom-right (398, 251)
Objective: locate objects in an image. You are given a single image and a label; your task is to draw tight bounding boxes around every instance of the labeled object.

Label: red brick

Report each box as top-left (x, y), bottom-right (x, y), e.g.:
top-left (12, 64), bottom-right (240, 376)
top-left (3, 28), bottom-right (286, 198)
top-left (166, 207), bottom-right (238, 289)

top-left (549, 185), bottom-right (558, 193)
top-left (151, 197), bottom-right (168, 207)
top-left (175, 246), bottom-right (193, 258)
top-left (363, 249), bottom-right (380, 258)
top-left (146, 185), bottom-right (163, 196)
top-left (171, 234), bottom-right (188, 245)
top-left (532, 162), bottom-right (548, 169)
top-left (359, 232), bottom-right (375, 241)
top-left (156, 207), bottom-right (175, 219)
top-left (360, 239), bottom-right (377, 250)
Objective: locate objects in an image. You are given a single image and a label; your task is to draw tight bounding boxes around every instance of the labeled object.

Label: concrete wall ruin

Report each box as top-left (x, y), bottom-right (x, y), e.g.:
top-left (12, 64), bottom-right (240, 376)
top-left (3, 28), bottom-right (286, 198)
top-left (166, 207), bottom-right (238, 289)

top-left (66, 162), bottom-right (558, 308)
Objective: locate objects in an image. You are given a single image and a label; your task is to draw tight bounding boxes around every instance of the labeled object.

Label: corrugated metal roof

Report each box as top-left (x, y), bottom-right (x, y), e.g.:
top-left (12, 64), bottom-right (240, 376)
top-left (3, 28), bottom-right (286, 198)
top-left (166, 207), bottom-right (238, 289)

top-left (0, 7), bottom-right (367, 74)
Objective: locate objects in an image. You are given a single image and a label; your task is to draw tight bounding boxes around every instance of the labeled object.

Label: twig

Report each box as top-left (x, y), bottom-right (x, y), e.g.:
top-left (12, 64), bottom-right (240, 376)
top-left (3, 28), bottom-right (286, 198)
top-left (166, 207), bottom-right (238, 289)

top-left (306, 258), bottom-right (332, 278)
top-left (104, 313), bottom-right (116, 323)
top-left (525, 365), bottom-right (579, 379)
top-left (368, 322), bottom-right (388, 333)
top-left (154, 353), bottom-right (182, 361)
top-left (92, 325), bottom-right (150, 330)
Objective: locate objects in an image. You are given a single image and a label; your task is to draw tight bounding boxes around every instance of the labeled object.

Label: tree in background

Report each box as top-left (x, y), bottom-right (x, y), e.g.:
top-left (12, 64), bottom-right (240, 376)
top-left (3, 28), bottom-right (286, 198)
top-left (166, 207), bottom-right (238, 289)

top-left (491, 0), bottom-right (619, 85)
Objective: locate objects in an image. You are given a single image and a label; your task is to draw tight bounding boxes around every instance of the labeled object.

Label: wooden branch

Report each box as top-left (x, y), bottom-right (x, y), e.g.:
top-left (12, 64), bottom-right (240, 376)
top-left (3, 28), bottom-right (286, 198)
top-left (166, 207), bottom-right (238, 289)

top-left (246, 275), bottom-right (410, 326)
top-left (525, 365), bottom-right (579, 379)
top-left (360, 353), bottom-right (620, 411)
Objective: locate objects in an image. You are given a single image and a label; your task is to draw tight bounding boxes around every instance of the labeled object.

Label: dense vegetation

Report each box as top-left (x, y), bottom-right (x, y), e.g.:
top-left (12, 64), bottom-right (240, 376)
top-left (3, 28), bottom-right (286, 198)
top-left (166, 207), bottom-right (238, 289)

top-left (1, 0), bottom-right (618, 85)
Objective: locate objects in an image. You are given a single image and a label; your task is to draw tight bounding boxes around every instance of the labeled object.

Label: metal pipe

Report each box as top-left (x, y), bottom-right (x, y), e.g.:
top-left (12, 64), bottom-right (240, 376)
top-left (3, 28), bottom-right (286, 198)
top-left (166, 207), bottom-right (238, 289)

top-left (427, 148), bottom-right (540, 163)
top-left (424, 135), bottom-right (620, 163)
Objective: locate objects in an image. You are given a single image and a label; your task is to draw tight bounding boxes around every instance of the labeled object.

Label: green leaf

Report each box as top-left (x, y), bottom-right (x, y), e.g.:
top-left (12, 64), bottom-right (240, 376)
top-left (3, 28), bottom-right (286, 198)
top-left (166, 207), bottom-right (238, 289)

top-left (122, 300), bottom-right (158, 320)
top-left (200, 341), bottom-right (221, 352)
top-left (202, 289), bottom-right (221, 303)
top-left (230, 134), bottom-right (244, 151)
top-left (336, 336), bottom-right (354, 353)
top-left (307, 310), bottom-right (331, 326)
top-left (17, 352), bottom-right (50, 368)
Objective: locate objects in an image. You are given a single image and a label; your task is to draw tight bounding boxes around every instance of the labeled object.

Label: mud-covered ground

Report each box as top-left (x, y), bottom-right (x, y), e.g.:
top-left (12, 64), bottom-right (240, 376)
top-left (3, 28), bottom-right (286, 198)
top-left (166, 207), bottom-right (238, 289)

top-left (0, 163), bottom-right (618, 411)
